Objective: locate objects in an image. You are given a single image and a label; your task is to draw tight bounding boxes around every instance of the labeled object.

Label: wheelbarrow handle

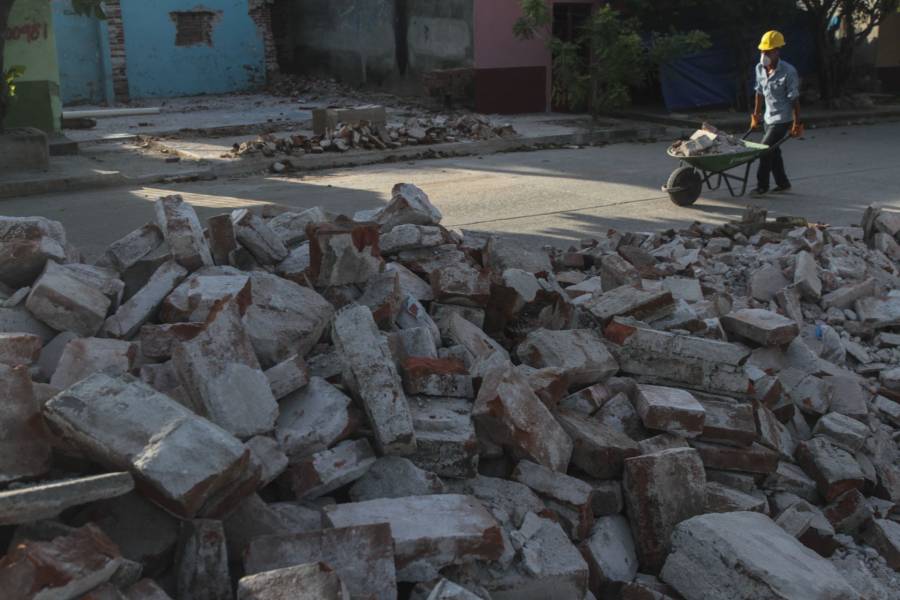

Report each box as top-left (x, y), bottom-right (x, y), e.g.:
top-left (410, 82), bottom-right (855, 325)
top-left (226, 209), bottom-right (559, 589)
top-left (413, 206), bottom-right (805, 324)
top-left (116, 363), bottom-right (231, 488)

top-left (741, 127), bottom-right (755, 140)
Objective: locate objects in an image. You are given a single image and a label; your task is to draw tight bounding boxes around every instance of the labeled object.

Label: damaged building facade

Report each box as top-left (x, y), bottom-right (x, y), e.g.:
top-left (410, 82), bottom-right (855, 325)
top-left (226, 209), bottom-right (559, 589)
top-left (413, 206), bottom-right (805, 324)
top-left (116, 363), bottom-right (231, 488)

top-left (274, 0), bottom-right (603, 114)
top-left (52, 0), bottom-right (277, 104)
top-left (52, 0), bottom-right (604, 113)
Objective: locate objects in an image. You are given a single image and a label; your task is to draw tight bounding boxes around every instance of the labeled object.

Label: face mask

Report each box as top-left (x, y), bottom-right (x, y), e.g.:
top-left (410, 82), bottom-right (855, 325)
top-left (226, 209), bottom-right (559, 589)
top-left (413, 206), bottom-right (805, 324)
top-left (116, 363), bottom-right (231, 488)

top-left (761, 53), bottom-right (773, 67)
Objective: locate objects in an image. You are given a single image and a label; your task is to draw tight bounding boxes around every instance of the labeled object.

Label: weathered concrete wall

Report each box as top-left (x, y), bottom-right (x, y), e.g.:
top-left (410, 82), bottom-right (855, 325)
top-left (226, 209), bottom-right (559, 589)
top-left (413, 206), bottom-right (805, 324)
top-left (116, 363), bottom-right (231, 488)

top-left (406, 0), bottom-right (473, 74)
top-left (282, 0), bottom-right (472, 91)
top-left (284, 0), bottom-right (396, 87)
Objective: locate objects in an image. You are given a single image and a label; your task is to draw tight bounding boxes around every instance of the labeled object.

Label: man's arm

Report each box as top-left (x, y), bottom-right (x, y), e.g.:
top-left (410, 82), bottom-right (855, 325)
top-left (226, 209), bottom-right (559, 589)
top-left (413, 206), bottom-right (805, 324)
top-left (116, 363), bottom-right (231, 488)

top-left (751, 93), bottom-right (764, 129)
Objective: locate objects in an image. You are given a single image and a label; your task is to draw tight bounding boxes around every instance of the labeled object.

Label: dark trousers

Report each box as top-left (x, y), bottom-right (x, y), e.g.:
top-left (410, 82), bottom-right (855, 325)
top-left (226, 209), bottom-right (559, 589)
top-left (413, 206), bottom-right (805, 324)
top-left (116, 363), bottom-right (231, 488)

top-left (756, 122), bottom-right (791, 189)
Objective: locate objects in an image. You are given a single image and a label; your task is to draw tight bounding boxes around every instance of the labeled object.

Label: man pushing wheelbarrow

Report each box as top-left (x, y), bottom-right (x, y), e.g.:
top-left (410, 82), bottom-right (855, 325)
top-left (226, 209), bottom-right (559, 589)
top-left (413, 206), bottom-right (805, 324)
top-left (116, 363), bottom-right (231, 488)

top-left (751, 30), bottom-right (804, 196)
top-left (662, 30), bottom-right (804, 207)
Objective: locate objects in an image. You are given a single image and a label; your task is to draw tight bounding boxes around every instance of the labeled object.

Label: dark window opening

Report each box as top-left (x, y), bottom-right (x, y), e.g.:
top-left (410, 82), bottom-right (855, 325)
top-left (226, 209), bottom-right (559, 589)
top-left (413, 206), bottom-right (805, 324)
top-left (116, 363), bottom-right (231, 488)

top-left (171, 11), bottom-right (217, 47)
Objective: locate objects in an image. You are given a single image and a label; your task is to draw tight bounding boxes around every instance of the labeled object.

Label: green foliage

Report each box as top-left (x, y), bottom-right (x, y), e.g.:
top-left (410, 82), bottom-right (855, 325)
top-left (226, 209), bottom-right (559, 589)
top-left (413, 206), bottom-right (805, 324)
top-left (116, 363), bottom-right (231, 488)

top-left (514, 2), bottom-right (710, 114)
top-left (72, 0), bottom-right (107, 20)
top-left (4, 65), bottom-right (25, 97)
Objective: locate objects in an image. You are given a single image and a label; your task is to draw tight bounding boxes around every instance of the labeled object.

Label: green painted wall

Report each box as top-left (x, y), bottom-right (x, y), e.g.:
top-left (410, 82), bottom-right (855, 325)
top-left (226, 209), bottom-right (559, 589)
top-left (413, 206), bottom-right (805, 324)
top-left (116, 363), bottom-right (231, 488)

top-left (3, 0), bottom-right (62, 132)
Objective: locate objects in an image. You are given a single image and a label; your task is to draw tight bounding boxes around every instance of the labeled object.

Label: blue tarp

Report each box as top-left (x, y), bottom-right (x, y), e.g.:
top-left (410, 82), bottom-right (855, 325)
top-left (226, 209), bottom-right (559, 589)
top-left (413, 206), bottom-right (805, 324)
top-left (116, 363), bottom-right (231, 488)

top-left (659, 23), bottom-right (816, 111)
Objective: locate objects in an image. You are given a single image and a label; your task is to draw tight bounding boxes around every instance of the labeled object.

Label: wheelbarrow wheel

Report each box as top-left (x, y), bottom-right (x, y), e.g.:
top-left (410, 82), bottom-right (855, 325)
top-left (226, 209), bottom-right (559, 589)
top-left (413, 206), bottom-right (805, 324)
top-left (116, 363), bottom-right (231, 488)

top-left (665, 167), bottom-right (702, 207)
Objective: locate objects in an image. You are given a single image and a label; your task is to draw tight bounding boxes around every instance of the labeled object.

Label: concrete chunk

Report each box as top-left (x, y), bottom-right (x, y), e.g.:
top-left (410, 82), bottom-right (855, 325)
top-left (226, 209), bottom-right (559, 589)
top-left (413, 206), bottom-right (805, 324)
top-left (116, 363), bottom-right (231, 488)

top-left (325, 494), bottom-right (503, 582)
top-left (0, 331), bottom-right (41, 366)
top-left (721, 308), bottom-right (799, 346)
top-left (349, 456), bottom-right (445, 502)
top-left (600, 254), bottom-right (641, 291)
top-left (0, 363), bottom-right (51, 483)
top-left (51, 337), bottom-right (138, 389)
top-left (287, 438), bottom-right (376, 500)
top-left (105, 261), bottom-right (189, 339)
top-left (375, 183), bottom-right (443, 231)
top-left (231, 208), bottom-right (289, 265)
top-left (308, 219), bottom-right (383, 286)
top-left (604, 318), bottom-right (751, 397)
top-left (512, 459), bottom-right (594, 540)
top-left (386, 262), bottom-right (434, 302)
top-left (104, 223), bottom-right (164, 272)
top-left (516, 329), bottom-right (618, 388)
top-left (580, 515), bottom-right (638, 595)
top-left (660, 512), bottom-right (861, 600)
top-left (155, 195), bottom-right (213, 271)
top-left (246, 436), bottom-right (288, 487)
top-left (245, 524), bottom-right (397, 600)
top-left (207, 214), bottom-right (239, 266)
top-left (697, 396), bottom-right (756, 447)
top-left (237, 562), bottom-right (350, 600)
top-left (175, 519), bottom-right (231, 600)
top-left (823, 489), bottom-right (873, 535)
top-left (862, 518), bottom-right (900, 570)
top-left (473, 365), bottom-right (573, 472)
top-left (586, 286), bottom-right (675, 324)
top-left (160, 273), bottom-right (251, 323)
top-left (556, 408), bottom-right (640, 479)
top-left (794, 250), bottom-right (822, 301)
top-left (276, 377), bottom-right (355, 462)
top-left (27, 260), bottom-right (111, 336)
top-left (267, 207), bottom-right (331, 247)
top-left (822, 278), bottom-right (876, 310)
top-left (635, 384), bottom-right (706, 438)
top-left (796, 437), bottom-right (865, 502)
top-left (409, 397), bottom-right (479, 479)
top-left (691, 440), bottom-right (779, 474)
top-left (812, 412), bottom-right (868, 452)
top-left (333, 305), bottom-right (416, 455)
top-left (623, 448), bottom-right (707, 573)
top-left (243, 272), bottom-right (334, 367)
top-left (0, 524), bottom-right (122, 600)
top-left (44, 373), bottom-right (256, 518)
top-left (381, 224), bottom-right (445, 254)
top-left (402, 357), bottom-right (474, 398)
top-left (0, 216), bottom-right (67, 288)
top-left (0, 472), bottom-right (133, 526)
top-left (173, 301), bottom-right (278, 439)
top-left (264, 354), bottom-right (309, 400)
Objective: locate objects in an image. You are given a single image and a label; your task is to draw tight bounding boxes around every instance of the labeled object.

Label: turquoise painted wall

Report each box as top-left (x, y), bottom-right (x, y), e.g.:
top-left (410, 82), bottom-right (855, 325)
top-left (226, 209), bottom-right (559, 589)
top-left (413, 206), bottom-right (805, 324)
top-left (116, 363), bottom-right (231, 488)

top-left (52, 0), bottom-right (111, 105)
top-left (119, 0), bottom-right (266, 98)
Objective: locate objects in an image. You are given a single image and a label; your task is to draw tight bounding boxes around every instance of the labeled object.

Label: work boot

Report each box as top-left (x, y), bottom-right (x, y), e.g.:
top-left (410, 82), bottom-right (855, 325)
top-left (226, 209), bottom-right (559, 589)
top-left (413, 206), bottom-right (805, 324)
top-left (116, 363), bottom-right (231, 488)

top-left (750, 187), bottom-right (769, 196)
top-left (773, 184), bottom-right (792, 193)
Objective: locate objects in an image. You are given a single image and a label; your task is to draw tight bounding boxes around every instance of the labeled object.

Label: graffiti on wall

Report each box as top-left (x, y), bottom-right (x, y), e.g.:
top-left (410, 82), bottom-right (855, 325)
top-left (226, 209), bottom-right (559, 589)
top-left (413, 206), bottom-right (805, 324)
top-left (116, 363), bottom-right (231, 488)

top-left (3, 21), bottom-right (50, 43)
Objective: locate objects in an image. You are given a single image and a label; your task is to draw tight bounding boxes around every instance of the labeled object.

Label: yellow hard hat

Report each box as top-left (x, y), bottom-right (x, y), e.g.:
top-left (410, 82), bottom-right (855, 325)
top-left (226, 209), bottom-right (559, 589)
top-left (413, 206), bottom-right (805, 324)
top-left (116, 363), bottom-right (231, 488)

top-left (759, 30), bottom-right (786, 51)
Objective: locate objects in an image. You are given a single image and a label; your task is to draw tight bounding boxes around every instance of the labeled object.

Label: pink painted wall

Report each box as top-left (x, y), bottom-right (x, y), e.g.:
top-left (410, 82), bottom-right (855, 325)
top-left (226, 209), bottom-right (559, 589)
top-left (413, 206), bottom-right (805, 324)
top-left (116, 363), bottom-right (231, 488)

top-left (473, 0), bottom-right (600, 111)
top-left (474, 0), bottom-right (549, 70)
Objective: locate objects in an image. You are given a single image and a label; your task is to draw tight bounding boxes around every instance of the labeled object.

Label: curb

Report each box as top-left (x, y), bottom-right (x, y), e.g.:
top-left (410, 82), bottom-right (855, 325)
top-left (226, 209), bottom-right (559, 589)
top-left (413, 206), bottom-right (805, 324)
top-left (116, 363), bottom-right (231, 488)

top-left (613, 108), bottom-right (900, 131)
top-left (0, 125), bottom-right (667, 201)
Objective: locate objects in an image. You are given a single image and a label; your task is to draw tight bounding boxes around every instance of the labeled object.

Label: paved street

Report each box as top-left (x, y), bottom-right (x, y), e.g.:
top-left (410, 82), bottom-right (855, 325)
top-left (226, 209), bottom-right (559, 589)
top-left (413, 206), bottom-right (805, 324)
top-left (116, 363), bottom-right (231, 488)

top-left (3, 122), bottom-right (899, 259)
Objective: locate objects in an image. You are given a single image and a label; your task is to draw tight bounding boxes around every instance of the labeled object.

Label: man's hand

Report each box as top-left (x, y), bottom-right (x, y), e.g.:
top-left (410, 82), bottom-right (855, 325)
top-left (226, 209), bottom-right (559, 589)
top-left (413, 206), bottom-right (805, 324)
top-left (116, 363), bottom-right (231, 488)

top-left (750, 113), bottom-right (762, 130)
top-left (790, 122), bottom-right (804, 137)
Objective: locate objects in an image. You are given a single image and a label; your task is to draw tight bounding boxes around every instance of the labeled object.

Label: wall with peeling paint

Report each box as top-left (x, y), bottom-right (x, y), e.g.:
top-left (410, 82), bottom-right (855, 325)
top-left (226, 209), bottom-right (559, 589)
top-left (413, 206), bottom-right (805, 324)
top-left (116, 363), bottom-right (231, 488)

top-left (120, 0), bottom-right (266, 98)
top-left (279, 0), bottom-right (472, 92)
top-left (52, 0), bottom-right (269, 102)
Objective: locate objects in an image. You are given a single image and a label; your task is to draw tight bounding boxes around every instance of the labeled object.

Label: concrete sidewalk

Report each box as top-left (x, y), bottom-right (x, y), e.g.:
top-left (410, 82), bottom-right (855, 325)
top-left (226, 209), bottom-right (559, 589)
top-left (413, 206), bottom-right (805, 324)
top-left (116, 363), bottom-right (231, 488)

top-left (0, 114), bottom-right (667, 200)
top-left (615, 103), bottom-right (900, 134)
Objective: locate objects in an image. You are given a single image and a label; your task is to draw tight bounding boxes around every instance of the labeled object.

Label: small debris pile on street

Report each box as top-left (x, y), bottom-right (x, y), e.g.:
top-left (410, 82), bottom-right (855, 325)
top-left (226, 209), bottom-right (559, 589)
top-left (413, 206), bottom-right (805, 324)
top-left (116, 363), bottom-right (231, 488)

top-left (669, 123), bottom-right (749, 157)
top-left (2, 187), bottom-right (900, 599)
top-left (228, 114), bottom-right (517, 160)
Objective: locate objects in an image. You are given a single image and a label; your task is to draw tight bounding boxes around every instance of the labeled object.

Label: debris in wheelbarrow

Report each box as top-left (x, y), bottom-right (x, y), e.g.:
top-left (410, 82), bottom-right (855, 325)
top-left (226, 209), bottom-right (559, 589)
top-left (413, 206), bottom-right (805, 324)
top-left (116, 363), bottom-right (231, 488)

top-left (669, 123), bottom-right (747, 158)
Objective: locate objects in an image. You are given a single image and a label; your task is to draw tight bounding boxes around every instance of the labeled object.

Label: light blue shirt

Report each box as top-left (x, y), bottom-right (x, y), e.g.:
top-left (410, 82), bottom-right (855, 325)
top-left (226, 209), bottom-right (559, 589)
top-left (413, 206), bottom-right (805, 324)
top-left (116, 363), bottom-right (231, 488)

top-left (755, 60), bottom-right (800, 125)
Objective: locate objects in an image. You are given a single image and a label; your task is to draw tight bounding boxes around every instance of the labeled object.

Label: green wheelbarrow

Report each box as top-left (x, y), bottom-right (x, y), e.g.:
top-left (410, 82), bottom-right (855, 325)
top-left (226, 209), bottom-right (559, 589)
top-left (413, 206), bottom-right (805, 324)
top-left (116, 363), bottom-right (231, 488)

top-left (662, 128), bottom-right (791, 206)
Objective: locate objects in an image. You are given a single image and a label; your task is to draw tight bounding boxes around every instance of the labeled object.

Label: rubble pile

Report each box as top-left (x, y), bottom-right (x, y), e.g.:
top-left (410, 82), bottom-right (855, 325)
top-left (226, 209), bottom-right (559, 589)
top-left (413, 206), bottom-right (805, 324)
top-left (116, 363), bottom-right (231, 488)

top-left (669, 123), bottom-right (749, 158)
top-left (2, 189), bottom-right (900, 600)
top-left (228, 115), bottom-right (516, 162)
